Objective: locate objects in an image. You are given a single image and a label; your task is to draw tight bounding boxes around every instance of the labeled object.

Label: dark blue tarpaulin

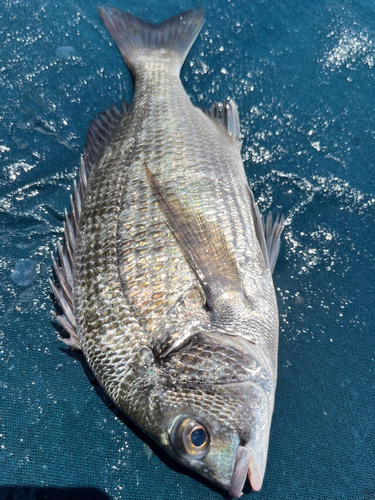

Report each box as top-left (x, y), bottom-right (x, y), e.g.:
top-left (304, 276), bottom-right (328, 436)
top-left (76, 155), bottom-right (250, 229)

top-left (1, 1), bottom-right (374, 499)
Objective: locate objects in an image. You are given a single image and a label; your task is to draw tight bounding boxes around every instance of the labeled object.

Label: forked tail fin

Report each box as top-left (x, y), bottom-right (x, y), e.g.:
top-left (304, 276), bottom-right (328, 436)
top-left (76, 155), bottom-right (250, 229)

top-left (98, 6), bottom-right (205, 76)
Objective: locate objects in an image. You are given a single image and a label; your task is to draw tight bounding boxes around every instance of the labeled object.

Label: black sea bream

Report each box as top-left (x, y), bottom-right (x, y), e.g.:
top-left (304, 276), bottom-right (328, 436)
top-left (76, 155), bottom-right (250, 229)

top-left (51, 6), bottom-right (284, 497)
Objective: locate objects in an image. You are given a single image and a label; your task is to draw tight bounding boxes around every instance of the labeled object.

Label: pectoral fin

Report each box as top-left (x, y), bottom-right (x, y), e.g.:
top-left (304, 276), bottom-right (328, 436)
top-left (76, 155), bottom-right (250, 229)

top-left (146, 166), bottom-right (243, 310)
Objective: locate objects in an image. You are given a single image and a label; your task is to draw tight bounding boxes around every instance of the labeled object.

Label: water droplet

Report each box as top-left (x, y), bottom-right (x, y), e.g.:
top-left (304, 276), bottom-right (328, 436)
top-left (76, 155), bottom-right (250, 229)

top-left (55, 46), bottom-right (77, 59)
top-left (11, 259), bottom-right (38, 287)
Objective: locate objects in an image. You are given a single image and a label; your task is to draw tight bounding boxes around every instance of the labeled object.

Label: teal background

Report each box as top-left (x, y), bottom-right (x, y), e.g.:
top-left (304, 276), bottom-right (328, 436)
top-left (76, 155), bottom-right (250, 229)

top-left (1, 0), bottom-right (375, 499)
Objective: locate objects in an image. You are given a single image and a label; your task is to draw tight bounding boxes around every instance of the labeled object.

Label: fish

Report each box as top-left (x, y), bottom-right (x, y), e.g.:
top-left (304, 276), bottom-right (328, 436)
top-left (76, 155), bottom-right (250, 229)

top-left (51, 6), bottom-right (284, 498)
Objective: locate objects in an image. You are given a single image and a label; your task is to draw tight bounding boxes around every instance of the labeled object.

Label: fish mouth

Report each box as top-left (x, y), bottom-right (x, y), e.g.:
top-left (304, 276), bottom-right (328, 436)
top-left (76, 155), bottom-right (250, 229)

top-left (229, 445), bottom-right (264, 498)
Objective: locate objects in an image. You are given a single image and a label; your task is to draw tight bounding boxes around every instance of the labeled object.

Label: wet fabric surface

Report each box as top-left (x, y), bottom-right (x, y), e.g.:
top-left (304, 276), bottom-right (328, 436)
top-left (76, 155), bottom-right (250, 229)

top-left (1, 1), bottom-right (375, 499)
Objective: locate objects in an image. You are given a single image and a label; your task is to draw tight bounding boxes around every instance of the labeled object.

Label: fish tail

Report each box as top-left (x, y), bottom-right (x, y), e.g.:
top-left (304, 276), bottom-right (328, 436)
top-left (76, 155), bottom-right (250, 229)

top-left (98, 6), bottom-right (205, 76)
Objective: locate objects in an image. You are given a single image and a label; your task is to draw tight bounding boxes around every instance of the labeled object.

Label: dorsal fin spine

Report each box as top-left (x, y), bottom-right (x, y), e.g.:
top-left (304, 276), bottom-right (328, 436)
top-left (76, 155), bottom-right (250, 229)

top-left (51, 101), bottom-right (127, 349)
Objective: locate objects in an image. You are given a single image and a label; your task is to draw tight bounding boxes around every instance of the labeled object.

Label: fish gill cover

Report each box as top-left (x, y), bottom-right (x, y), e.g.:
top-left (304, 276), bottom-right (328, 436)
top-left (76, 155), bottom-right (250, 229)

top-left (0, 1), bottom-right (374, 500)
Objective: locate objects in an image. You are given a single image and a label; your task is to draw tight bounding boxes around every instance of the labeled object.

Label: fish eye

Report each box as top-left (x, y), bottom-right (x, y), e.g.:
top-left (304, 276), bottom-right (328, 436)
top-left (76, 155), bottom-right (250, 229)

top-left (171, 418), bottom-right (210, 458)
top-left (190, 426), bottom-right (206, 446)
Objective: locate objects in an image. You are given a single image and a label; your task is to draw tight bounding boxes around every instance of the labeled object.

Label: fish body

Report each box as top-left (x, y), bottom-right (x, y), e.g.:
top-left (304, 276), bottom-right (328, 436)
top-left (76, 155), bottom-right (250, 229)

top-left (51, 7), bottom-right (283, 497)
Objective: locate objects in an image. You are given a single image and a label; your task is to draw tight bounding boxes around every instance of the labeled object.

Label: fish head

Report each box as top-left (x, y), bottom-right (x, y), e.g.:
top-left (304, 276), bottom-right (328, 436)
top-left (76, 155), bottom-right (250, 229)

top-left (146, 333), bottom-right (275, 497)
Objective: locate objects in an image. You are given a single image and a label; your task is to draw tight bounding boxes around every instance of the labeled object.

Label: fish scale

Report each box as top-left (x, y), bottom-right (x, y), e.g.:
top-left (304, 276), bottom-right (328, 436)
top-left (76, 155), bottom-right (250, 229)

top-left (52, 6), bottom-right (285, 497)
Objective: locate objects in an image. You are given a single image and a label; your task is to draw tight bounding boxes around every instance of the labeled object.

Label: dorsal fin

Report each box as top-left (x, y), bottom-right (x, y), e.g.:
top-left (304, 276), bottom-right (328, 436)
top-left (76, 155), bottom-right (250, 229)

top-left (146, 166), bottom-right (244, 311)
top-left (51, 101), bottom-right (128, 349)
top-left (203, 100), bottom-right (242, 148)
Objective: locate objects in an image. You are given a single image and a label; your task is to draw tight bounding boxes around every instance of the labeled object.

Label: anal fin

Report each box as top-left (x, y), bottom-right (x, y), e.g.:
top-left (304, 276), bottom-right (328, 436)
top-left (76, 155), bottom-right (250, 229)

top-left (203, 100), bottom-right (242, 149)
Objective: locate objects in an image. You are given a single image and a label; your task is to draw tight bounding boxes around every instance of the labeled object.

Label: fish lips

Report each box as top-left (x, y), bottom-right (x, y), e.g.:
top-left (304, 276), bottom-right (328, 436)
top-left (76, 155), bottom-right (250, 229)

top-left (223, 380), bottom-right (273, 497)
top-left (229, 445), bottom-right (264, 497)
